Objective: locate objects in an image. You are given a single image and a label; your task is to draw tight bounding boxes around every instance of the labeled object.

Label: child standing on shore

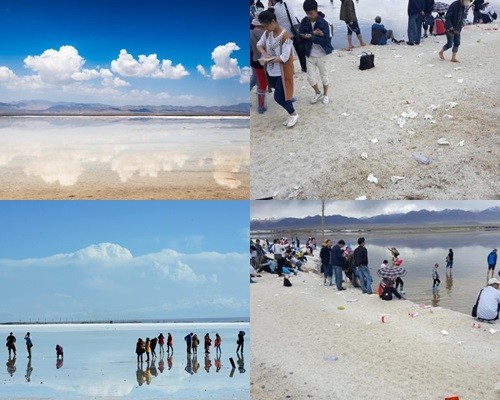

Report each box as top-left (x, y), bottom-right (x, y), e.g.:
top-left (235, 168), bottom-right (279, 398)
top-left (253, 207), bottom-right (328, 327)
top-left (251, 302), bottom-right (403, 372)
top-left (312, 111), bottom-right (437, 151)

top-left (432, 263), bottom-right (441, 288)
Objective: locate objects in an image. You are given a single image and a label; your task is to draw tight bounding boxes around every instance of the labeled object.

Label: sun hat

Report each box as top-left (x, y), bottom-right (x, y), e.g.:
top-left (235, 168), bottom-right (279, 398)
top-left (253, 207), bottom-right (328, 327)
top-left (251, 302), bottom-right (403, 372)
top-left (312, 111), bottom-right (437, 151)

top-left (488, 278), bottom-right (500, 285)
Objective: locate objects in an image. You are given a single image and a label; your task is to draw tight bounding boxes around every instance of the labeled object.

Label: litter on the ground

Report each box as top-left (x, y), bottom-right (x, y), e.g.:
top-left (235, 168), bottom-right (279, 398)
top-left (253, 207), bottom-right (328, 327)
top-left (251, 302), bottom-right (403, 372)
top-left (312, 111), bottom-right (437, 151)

top-left (458, 140), bottom-right (465, 147)
top-left (369, 138), bottom-right (379, 144)
top-left (324, 355), bottom-right (339, 362)
top-left (367, 173), bottom-right (378, 184)
top-left (447, 101), bottom-right (458, 109)
top-left (401, 110), bottom-right (418, 119)
top-left (355, 195), bottom-right (367, 200)
top-left (360, 152), bottom-right (368, 160)
top-left (412, 152), bottom-right (431, 165)
top-left (489, 328), bottom-right (498, 335)
top-left (424, 114), bottom-right (433, 120)
top-left (391, 176), bottom-right (405, 183)
top-left (408, 312), bottom-right (419, 318)
top-left (437, 138), bottom-right (450, 145)
top-left (441, 330), bottom-right (449, 336)
top-left (457, 78), bottom-right (464, 83)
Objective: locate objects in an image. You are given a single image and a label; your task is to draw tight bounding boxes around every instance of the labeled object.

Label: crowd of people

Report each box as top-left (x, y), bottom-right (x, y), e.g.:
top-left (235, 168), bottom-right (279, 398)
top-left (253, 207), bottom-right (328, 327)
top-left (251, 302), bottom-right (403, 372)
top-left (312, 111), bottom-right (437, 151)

top-left (250, 0), bottom-right (496, 127)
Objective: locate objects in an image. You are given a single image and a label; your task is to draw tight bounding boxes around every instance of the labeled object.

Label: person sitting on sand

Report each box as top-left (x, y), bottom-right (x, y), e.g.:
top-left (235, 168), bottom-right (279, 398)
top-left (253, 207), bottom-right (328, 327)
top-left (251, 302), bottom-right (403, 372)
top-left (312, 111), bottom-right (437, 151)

top-left (438, 0), bottom-right (470, 62)
top-left (475, 278), bottom-right (500, 322)
top-left (480, 2), bottom-right (497, 23)
top-left (257, 10), bottom-right (299, 128)
top-left (432, 263), bottom-right (441, 288)
top-left (339, 0), bottom-right (366, 49)
top-left (379, 277), bottom-right (405, 300)
top-left (371, 16), bottom-right (402, 45)
top-left (299, 0), bottom-right (333, 105)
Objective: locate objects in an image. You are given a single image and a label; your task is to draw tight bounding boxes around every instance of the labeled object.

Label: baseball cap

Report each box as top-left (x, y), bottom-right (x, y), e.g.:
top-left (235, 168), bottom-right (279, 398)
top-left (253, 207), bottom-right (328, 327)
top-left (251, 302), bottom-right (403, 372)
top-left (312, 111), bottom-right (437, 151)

top-left (488, 278), bottom-right (500, 285)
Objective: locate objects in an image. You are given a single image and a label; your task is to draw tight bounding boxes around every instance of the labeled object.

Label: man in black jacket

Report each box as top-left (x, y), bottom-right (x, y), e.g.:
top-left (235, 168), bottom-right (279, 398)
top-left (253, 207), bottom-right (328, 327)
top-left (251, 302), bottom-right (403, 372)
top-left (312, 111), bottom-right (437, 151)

top-left (353, 237), bottom-right (373, 294)
top-left (331, 240), bottom-right (346, 291)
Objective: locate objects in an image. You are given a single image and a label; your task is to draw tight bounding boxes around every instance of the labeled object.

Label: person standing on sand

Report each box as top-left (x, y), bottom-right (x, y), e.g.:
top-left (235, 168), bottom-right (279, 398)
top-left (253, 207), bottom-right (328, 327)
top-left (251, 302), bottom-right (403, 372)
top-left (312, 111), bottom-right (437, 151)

top-left (353, 237), bottom-right (373, 294)
top-left (320, 239), bottom-right (333, 286)
top-left (446, 248), bottom-right (454, 269)
top-left (407, 0), bottom-right (425, 45)
top-left (257, 10), bottom-right (299, 128)
top-left (24, 333), bottom-right (32, 359)
top-left (432, 263), bottom-right (441, 287)
top-left (250, 17), bottom-right (269, 114)
top-left (438, 0), bottom-right (469, 62)
top-left (487, 249), bottom-right (497, 280)
top-left (299, 0), bottom-right (333, 105)
top-left (6, 332), bottom-right (16, 357)
top-left (339, 0), bottom-right (365, 49)
top-left (331, 240), bottom-right (347, 291)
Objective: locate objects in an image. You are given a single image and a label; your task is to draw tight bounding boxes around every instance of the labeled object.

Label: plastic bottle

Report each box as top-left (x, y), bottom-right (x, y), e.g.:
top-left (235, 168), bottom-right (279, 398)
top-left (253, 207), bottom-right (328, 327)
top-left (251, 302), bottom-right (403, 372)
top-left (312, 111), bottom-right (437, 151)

top-left (412, 152), bottom-right (431, 165)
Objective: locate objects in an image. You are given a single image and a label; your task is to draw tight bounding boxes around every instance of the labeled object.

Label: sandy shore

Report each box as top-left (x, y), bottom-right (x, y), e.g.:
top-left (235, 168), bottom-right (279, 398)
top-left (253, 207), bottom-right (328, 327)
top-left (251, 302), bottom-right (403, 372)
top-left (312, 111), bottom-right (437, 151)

top-left (0, 170), bottom-right (249, 199)
top-left (251, 271), bottom-right (500, 400)
top-left (250, 22), bottom-right (500, 200)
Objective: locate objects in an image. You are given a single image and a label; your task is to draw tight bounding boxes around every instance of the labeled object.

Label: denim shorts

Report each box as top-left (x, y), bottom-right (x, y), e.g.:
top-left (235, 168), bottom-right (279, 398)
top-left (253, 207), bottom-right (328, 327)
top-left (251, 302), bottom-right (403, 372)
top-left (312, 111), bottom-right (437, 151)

top-left (346, 21), bottom-right (361, 35)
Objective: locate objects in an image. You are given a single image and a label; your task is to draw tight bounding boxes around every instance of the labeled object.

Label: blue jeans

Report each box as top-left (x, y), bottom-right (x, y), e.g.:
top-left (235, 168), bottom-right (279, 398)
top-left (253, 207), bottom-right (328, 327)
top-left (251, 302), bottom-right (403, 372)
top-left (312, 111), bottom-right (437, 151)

top-left (323, 264), bottom-right (333, 278)
top-left (407, 14), bottom-right (422, 44)
top-left (356, 265), bottom-right (373, 294)
top-left (443, 31), bottom-right (461, 53)
top-left (333, 265), bottom-right (344, 290)
top-left (268, 76), bottom-right (295, 115)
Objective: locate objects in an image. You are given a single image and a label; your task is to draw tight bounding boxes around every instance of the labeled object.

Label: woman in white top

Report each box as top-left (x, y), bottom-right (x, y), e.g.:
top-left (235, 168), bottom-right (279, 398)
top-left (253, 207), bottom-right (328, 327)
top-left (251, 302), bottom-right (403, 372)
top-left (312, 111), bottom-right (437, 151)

top-left (257, 10), bottom-right (299, 128)
top-left (268, 0), bottom-right (307, 72)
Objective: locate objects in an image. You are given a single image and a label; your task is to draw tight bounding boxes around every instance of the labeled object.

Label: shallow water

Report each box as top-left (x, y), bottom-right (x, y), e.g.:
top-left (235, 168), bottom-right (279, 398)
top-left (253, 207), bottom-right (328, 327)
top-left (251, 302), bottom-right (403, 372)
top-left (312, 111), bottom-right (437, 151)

top-left (288, 0), bottom-right (500, 49)
top-left (0, 323), bottom-right (249, 399)
top-left (0, 117), bottom-right (249, 190)
top-left (255, 230), bottom-right (499, 314)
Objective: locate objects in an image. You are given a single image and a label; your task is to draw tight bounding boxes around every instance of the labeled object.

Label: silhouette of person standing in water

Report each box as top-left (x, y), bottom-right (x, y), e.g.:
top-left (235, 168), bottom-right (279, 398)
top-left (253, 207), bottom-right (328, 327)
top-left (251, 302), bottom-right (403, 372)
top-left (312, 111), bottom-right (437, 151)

top-left (158, 333), bottom-right (165, 354)
top-left (6, 332), bottom-right (16, 357)
top-left (135, 338), bottom-right (144, 363)
top-left (24, 332), bottom-right (33, 359)
top-left (236, 331), bottom-right (245, 353)
top-left (184, 333), bottom-right (193, 354)
top-left (167, 333), bottom-right (173, 353)
top-left (25, 358), bottom-right (33, 382)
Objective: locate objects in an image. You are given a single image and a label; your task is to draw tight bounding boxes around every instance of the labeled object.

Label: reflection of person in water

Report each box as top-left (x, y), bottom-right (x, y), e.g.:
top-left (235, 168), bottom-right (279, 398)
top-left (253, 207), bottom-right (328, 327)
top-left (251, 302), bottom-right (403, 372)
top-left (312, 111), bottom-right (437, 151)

top-left (432, 286), bottom-right (441, 307)
top-left (185, 353), bottom-right (194, 375)
top-left (6, 332), bottom-right (16, 357)
top-left (167, 333), bottom-right (173, 353)
top-left (214, 355), bottom-right (222, 372)
top-left (192, 354), bottom-right (200, 373)
top-left (150, 360), bottom-right (158, 377)
top-left (25, 358), bottom-right (33, 382)
top-left (158, 354), bottom-right (165, 373)
top-left (136, 363), bottom-right (145, 386)
top-left (236, 331), bottom-right (245, 353)
top-left (167, 354), bottom-right (173, 370)
top-left (204, 353), bottom-right (212, 373)
top-left (6, 356), bottom-right (17, 376)
top-left (446, 267), bottom-right (453, 291)
top-left (145, 361), bottom-right (152, 385)
top-left (158, 333), bottom-right (165, 354)
top-left (56, 358), bottom-right (64, 369)
top-left (135, 338), bottom-right (144, 363)
top-left (214, 333), bottom-right (222, 356)
top-left (237, 353), bottom-right (246, 373)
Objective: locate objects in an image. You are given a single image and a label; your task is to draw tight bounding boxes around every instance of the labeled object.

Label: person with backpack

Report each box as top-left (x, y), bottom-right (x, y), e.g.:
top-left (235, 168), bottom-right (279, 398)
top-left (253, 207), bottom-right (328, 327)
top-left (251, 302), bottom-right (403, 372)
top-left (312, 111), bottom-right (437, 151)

top-left (299, 0), bottom-right (333, 105)
top-left (438, 0), bottom-right (469, 63)
top-left (257, 10), bottom-right (299, 128)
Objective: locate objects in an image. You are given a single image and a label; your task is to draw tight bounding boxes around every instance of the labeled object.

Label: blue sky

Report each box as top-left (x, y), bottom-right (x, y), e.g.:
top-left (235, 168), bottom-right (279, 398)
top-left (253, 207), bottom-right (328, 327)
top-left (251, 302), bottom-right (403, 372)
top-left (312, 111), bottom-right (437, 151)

top-left (0, 201), bottom-right (250, 322)
top-left (0, 0), bottom-right (249, 106)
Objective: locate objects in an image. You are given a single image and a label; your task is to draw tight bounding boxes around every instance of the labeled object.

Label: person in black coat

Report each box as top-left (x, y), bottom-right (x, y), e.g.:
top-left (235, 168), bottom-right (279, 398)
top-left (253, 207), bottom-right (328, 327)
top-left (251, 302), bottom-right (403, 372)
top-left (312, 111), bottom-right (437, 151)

top-left (438, 0), bottom-right (468, 62)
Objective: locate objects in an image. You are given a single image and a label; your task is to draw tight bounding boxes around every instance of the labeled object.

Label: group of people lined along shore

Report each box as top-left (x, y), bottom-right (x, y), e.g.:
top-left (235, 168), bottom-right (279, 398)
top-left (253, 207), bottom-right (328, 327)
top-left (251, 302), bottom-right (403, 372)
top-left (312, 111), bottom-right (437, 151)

top-left (249, 0), bottom-right (494, 128)
top-left (135, 332), bottom-right (172, 363)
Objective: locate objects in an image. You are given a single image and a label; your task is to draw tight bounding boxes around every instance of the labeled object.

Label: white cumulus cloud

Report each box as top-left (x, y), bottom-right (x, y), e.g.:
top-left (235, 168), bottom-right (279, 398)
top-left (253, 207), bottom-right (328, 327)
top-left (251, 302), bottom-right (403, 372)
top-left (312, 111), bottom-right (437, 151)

top-left (0, 66), bottom-right (15, 81)
top-left (110, 49), bottom-right (189, 79)
top-left (210, 42), bottom-right (241, 80)
top-left (196, 64), bottom-right (209, 78)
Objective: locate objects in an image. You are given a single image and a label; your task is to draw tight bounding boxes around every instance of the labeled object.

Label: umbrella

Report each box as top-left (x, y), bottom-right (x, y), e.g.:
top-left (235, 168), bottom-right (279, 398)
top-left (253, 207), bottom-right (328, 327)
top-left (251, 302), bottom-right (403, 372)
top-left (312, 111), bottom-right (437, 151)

top-left (434, 2), bottom-right (449, 13)
top-left (377, 266), bottom-right (407, 279)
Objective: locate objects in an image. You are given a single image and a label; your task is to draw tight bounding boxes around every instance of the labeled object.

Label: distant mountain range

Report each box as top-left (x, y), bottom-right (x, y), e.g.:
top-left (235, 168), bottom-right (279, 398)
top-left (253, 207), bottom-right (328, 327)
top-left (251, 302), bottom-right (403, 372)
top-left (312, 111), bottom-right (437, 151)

top-left (0, 100), bottom-right (250, 116)
top-left (251, 207), bottom-right (500, 231)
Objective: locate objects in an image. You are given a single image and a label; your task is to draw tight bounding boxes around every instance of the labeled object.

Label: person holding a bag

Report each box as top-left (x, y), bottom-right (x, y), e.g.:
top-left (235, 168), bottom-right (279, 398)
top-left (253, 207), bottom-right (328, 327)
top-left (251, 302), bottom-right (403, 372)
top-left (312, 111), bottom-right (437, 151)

top-left (300, 0), bottom-right (333, 105)
top-left (268, 0), bottom-right (307, 72)
top-left (257, 10), bottom-right (299, 128)
top-left (438, 0), bottom-right (469, 62)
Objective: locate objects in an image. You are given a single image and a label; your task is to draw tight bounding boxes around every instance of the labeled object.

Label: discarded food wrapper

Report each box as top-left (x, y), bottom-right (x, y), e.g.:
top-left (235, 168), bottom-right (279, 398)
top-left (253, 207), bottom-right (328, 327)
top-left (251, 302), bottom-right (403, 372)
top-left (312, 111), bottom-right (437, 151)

top-left (490, 328), bottom-right (499, 335)
top-left (323, 355), bottom-right (339, 362)
top-left (288, 189), bottom-right (302, 199)
top-left (391, 176), bottom-right (405, 183)
top-left (289, 152), bottom-right (296, 156)
top-left (443, 114), bottom-right (454, 119)
top-left (367, 173), bottom-right (378, 184)
top-left (457, 79), bottom-right (464, 84)
top-left (447, 101), bottom-right (458, 109)
top-left (426, 64), bottom-right (435, 67)
top-left (424, 114), bottom-right (433, 120)
top-left (380, 314), bottom-right (389, 323)
top-left (437, 138), bottom-right (450, 145)
top-left (401, 110), bottom-right (418, 119)
top-left (458, 140), bottom-right (465, 147)
top-left (355, 195), bottom-right (367, 200)
top-left (412, 152), bottom-right (431, 165)
top-left (444, 74), bottom-right (452, 78)
top-left (369, 138), bottom-right (379, 144)
top-left (453, 66), bottom-right (463, 70)
top-left (334, 323), bottom-right (342, 327)
top-left (360, 152), bottom-right (368, 160)
top-left (408, 312), bottom-right (419, 318)
top-left (293, 185), bottom-right (300, 190)
top-left (419, 304), bottom-right (431, 309)
top-left (397, 118), bottom-right (407, 128)
top-left (441, 330), bottom-right (449, 336)
top-left (341, 112), bottom-right (350, 117)
top-left (428, 104), bottom-right (439, 111)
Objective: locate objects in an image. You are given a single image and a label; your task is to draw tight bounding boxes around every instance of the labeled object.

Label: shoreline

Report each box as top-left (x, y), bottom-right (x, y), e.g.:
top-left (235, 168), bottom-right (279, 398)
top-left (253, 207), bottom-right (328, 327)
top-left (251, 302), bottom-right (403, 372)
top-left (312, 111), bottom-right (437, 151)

top-left (251, 272), bottom-right (500, 400)
top-left (0, 114), bottom-right (249, 119)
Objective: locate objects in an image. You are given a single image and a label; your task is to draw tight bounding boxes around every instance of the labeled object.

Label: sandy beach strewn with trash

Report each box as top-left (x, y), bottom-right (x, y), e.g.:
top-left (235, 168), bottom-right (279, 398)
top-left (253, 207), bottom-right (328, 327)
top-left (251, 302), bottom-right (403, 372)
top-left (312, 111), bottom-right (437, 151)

top-left (250, 22), bottom-right (500, 200)
top-left (251, 272), bottom-right (500, 400)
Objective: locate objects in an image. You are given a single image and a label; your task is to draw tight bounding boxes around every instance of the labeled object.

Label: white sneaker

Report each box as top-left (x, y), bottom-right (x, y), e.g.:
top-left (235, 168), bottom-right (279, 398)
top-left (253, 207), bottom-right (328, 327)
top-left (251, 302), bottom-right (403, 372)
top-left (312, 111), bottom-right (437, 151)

top-left (287, 114), bottom-right (299, 128)
top-left (310, 92), bottom-right (322, 104)
top-left (322, 95), bottom-right (329, 105)
top-left (283, 117), bottom-right (291, 126)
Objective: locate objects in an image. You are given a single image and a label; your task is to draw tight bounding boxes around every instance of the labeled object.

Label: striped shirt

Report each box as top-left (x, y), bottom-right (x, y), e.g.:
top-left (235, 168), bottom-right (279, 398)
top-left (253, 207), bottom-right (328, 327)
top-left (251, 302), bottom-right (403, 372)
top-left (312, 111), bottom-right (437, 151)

top-left (272, 2), bottom-right (300, 37)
